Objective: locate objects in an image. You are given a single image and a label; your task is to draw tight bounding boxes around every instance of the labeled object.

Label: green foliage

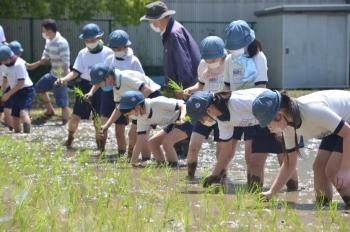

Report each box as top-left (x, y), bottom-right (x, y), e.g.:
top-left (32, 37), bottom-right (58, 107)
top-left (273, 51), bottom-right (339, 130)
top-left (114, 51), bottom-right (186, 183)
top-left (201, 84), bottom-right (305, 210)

top-left (0, 0), bottom-right (153, 25)
top-left (167, 79), bottom-right (183, 93)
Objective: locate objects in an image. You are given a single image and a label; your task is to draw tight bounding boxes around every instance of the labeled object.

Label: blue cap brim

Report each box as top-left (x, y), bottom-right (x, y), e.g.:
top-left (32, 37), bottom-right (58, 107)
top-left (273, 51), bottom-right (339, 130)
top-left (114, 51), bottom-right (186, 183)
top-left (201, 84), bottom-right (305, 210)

top-left (79, 32), bottom-right (104, 39)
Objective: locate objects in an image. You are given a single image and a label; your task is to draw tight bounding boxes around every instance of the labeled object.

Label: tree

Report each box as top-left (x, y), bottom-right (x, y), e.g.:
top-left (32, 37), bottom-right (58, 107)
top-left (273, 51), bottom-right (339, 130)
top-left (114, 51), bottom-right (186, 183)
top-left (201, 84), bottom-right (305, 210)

top-left (0, 0), bottom-right (152, 25)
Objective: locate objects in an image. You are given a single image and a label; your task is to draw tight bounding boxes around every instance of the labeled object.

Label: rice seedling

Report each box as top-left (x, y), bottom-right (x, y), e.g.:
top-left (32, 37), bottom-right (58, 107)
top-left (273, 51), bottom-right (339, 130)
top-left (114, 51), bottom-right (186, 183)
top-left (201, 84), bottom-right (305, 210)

top-left (167, 79), bottom-right (183, 93)
top-left (56, 65), bottom-right (62, 81)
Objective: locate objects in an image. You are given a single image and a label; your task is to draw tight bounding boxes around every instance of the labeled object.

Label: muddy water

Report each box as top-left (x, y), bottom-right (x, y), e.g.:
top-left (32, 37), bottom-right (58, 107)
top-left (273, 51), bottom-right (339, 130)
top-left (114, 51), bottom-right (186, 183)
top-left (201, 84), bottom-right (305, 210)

top-left (2, 121), bottom-right (350, 228)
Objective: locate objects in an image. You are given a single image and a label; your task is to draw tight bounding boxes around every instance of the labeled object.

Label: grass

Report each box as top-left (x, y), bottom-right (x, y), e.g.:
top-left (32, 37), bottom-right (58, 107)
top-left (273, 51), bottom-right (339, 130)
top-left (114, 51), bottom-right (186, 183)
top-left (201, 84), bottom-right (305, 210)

top-left (0, 135), bottom-right (349, 231)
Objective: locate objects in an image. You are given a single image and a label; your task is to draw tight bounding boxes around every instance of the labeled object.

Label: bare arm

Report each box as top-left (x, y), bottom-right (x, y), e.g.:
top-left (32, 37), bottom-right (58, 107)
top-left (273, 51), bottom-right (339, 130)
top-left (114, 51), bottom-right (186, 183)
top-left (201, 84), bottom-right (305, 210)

top-left (102, 108), bottom-right (121, 130)
top-left (264, 151), bottom-right (298, 197)
top-left (140, 84), bottom-right (153, 97)
top-left (131, 133), bottom-right (149, 164)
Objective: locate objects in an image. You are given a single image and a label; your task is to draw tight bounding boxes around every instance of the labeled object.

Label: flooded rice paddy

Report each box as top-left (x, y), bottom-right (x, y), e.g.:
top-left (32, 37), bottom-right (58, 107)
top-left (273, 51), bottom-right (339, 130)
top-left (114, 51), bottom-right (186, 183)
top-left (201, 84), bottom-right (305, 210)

top-left (0, 120), bottom-right (349, 231)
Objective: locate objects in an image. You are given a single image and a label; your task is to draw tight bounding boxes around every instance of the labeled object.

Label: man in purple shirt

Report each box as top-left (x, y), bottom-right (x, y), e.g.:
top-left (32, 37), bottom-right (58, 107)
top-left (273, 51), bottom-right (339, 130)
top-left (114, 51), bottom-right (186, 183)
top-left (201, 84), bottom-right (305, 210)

top-left (140, 1), bottom-right (200, 89)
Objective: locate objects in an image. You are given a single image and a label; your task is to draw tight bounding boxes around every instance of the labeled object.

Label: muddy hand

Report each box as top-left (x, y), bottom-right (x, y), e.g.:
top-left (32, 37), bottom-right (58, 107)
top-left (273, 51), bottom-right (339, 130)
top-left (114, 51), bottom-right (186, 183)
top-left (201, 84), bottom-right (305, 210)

top-left (182, 89), bottom-right (192, 100)
top-left (55, 79), bottom-right (65, 87)
top-left (260, 190), bottom-right (273, 201)
top-left (203, 175), bottom-right (221, 188)
top-left (83, 93), bottom-right (93, 103)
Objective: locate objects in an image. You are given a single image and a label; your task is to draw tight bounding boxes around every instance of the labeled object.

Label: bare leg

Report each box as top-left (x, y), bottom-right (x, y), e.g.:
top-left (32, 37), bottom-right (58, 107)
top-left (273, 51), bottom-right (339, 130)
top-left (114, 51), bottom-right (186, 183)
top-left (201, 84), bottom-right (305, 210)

top-left (12, 117), bottom-right (21, 133)
top-left (64, 114), bottom-right (81, 147)
top-left (312, 149), bottom-right (332, 204)
top-left (148, 130), bottom-right (167, 161)
top-left (326, 152), bottom-right (350, 206)
top-left (4, 108), bottom-right (13, 129)
top-left (187, 132), bottom-right (205, 177)
top-left (128, 124), bottom-right (137, 156)
top-left (162, 128), bottom-right (188, 163)
top-left (61, 107), bottom-right (70, 124)
top-left (37, 92), bottom-right (55, 115)
top-left (115, 124), bottom-right (126, 153)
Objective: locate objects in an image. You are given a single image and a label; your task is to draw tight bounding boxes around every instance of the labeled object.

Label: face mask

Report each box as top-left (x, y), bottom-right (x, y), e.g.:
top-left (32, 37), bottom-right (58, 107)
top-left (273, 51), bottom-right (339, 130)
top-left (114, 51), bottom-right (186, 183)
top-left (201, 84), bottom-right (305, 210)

top-left (150, 24), bottom-right (162, 33)
top-left (207, 62), bottom-right (220, 69)
top-left (201, 119), bottom-right (216, 127)
top-left (85, 41), bottom-right (99, 50)
top-left (114, 50), bottom-right (127, 59)
top-left (129, 115), bottom-right (137, 120)
top-left (229, 48), bottom-right (245, 56)
top-left (102, 84), bottom-right (113, 92)
top-left (42, 32), bottom-right (49, 40)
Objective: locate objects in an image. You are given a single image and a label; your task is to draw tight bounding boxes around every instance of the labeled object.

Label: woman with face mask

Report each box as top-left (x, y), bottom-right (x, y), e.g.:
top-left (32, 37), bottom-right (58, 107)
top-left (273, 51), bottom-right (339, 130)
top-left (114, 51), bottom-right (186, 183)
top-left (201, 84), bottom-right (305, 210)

top-left (55, 23), bottom-right (113, 150)
top-left (222, 20), bottom-right (295, 191)
top-left (182, 36), bottom-right (226, 179)
top-left (88, 63), bottom-right (161, 160)
top-left (252, 90), bottom-right (350, 207)
top-left (118, 91), bottom-right (192, 167)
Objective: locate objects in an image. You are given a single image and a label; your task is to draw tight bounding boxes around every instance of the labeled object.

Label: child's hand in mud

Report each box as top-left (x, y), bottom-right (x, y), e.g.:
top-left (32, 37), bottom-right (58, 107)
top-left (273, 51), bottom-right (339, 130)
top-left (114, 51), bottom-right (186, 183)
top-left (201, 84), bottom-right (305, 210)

top-left (203, 175), bottom-right (221, 188)
top-left (260, 190), bottom-right (273, 201)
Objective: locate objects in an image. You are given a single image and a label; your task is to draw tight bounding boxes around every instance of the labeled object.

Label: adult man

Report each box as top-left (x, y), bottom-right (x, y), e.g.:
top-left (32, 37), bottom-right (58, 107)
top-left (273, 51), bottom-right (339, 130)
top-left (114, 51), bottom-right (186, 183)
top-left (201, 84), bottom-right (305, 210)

top-left (30, 19), bottom-right (70, 124)
top-left (140, 1), bottom-right (200, 89)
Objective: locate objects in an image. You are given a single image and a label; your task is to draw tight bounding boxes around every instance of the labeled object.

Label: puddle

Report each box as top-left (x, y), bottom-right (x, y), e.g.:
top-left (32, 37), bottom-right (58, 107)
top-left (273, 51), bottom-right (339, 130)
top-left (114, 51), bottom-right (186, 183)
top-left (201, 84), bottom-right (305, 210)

top-left (0, 120), bottom-right (349, 230)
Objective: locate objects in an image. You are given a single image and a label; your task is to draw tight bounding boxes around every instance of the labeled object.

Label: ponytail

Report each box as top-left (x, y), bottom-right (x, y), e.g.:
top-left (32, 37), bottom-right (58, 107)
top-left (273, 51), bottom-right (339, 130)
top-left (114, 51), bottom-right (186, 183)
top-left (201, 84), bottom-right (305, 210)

top-left (247, 39), bottom-right (262, 58)
top-left (279, 90), bottom-right (302, 163)
top-left (212, 91), bottom-right (231, 113)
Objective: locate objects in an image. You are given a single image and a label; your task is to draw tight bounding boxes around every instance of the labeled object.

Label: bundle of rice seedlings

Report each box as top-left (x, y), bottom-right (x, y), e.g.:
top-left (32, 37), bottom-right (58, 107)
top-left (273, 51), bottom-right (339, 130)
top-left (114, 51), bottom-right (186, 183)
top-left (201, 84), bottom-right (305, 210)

top-left (167, 79), bottom-right (183, 93)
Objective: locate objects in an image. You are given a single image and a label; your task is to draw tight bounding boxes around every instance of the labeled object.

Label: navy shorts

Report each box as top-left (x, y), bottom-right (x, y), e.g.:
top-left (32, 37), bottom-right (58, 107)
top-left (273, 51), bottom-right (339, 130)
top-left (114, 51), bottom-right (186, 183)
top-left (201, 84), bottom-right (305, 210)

top-left (251, 126), bottom-right (283, 154)
top-left (319, 133), bottom-right (342, 153)
top-left (100, 90), bottom-right (128, 125)
top-left (0, 87), bottom-right (14, 112)
top-left (163, 122), bottom-right (193, 138)
top-left (193, 121), bottom-right (220, 141)
top-left (11, 87), bottom-right (34, 117)
top-left (35, 73), bottom-right (68, 108)
top-left (72, 79), bottom-right (102, 120)
top-left (232, 126), bottom-right (256, 141)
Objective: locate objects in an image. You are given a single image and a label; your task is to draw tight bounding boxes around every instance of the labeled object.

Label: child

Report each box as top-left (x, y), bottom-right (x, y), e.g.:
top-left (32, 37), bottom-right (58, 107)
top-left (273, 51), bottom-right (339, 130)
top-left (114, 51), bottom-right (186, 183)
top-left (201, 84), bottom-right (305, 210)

top-left (252, 90), bottom-right (350, 206)
top-left (223, 20), bottom-right (291, 190)
top-left (118, 91), bottom-right (192, 167)
top-left (56, 23), bottom-right (113, 148)
top-left (88, 63), bottom-right (161, 157)
top-left (182, 36), bottom-right (226, 178)
top-left (0, 45), bottom-right (34, 133)
top-left (100, 29), bottom-right (145, 155)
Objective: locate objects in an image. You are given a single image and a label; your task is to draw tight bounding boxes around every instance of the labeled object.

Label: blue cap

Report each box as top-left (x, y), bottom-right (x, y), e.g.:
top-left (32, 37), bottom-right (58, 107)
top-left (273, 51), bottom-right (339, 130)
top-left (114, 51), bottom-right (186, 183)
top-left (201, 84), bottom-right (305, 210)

top-left (0, 45), bottom-right (14, 62)
top-left (9, 41), bottom-right (24, 55)
top-left (186, 91), bottom-right (213, 125)
top-left (200, 36), bottom-right (225, 60)
top-left (108, 30), bottom-right (132, 48)
top-left (118, 91), bottom-right (145, 112)
top-left (90, 63), bottom-right (112, 85)
top-left (225, 20), bottom-right (255, 50)
top-left (79, 23), bottom-right (104, 39)
top-left (252, 90), bottom-right (282, 127)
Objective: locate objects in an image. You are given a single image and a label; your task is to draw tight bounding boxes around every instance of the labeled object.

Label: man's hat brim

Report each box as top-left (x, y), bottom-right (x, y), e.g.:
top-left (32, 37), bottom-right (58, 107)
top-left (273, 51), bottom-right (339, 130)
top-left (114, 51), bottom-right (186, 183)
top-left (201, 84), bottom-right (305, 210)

top-left (140, 10), bottom-right (176, 22)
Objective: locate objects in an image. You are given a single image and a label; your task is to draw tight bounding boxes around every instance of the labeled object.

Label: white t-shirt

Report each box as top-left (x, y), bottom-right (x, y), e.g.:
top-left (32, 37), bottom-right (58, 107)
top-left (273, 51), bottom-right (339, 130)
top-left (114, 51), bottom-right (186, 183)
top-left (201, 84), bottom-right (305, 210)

top-left (3, 57), bottom-right (33, 89)
top-left (112, 69), bottom-right (161, 102)
top-left (0, 25), bottom-right (6, 43)
top-left (73, 46), bottom-right (113, 81)
top-left (253, 51), bottom-right (268, 85)
top-left (217, 88), bottom-right (268, 140)
top-left (282, 90), bottom-right (350, 150)
top-left (135, 97), bottom-right (184, 133)
top-left (104, 48), bottom-right (144, 74)
top-left (0, 64), bottom-right (5, 86)
top-left (197, 59), bottom-right (225, 92)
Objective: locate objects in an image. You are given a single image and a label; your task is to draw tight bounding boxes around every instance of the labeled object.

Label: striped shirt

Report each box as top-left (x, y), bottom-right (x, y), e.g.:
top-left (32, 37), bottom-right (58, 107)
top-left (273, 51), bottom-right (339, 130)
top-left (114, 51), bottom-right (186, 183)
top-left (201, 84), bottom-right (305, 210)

top-left (42, 32), bottom-right (70, 77)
